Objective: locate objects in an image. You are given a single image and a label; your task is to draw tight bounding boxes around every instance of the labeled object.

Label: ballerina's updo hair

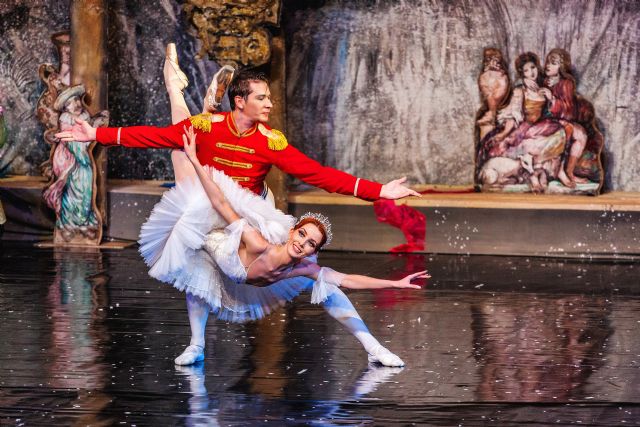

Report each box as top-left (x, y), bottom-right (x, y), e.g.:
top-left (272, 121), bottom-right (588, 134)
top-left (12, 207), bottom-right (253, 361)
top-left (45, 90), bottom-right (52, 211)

top-left (294, 213), bottom-right (333, 250)
top-left (228, 69), bottom-right (270, 110)
top-left (515, 52), bottom-right (544, 85)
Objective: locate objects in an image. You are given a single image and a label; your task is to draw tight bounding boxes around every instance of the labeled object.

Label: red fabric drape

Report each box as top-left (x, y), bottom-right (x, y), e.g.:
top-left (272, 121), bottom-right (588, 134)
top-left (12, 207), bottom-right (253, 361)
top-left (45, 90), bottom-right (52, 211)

top-left (373, 187), bottom-right (475, 253)
top-left (373, 199), bottom-right (426, 253)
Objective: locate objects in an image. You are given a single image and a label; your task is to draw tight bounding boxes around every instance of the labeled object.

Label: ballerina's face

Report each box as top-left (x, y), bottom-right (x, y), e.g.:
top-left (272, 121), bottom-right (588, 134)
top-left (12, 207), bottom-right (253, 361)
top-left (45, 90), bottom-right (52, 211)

top-left (287, 223), bottom-right (324, 259)
top-left (522, 61), bottom-right (538, 81)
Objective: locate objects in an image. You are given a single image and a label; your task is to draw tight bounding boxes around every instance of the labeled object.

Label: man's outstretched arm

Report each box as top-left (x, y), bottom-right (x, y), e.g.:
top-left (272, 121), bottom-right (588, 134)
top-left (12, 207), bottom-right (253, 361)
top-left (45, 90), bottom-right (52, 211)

top-left (56, 118), bottom-right (190, 149)
top-left (271, 144), bottom-right (420, 201)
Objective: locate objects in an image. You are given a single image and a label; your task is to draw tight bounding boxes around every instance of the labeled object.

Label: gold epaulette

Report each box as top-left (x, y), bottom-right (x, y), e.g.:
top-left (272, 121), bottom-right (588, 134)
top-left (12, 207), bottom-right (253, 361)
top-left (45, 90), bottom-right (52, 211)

top-left (189, 113), bottom-right (224, 133)
top-left (258, 123), bottom-right (288, 151)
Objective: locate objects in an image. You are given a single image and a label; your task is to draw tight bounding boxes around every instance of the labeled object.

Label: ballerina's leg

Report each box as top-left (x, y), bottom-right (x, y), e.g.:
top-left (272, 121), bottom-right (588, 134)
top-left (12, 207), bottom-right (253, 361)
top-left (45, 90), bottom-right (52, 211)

top-left (164, 43), bottom-right (191, 125)
top-left (322, 288), bottom-right (405, 367)
top-left (171, 150), bottom-right (199, 183)
top-left (163, 43), bottom-right (200, 184)
top-left (175, 293), bottom-right (209, 365)
top-left (164, 45), bottom-right (209, 363)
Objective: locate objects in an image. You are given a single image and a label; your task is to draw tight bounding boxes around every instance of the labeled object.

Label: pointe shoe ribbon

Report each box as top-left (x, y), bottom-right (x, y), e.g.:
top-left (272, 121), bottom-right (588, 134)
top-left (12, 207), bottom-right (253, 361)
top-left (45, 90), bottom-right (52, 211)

top-left (164, 43), bottom-right (189, 92)
top-left (204, 65), bottom-right (235, 113)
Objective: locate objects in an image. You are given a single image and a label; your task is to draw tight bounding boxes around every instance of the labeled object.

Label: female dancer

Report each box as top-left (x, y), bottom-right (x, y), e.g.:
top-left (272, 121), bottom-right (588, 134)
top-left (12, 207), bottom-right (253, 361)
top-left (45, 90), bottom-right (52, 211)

top-left (140, 125), bottom-right (427, 366)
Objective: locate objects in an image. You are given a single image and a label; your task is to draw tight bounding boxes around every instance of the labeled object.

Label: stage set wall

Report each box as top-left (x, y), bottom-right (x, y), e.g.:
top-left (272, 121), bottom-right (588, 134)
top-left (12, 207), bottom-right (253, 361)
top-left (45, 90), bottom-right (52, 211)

top-left (0, 1), bottom-right (638, 256)
top-left (0, 0), bottom-right (639, 189)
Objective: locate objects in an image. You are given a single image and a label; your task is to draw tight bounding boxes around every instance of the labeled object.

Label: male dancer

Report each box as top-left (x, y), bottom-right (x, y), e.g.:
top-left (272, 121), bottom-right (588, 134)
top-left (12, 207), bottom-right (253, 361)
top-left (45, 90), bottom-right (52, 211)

top-left (57, 80), bottom-right (418, 201)
top-left (56, 50), bottom-right (420, 367)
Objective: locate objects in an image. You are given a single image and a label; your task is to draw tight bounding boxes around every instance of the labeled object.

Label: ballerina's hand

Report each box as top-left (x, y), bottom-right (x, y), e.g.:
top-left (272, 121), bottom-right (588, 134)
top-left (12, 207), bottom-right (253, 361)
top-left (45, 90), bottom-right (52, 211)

top-left (380, 177), bottom-right (421, 199)
top-left (393, 270), bottom-right (430, 289)
top-left (55, 118), bottom-right (96, 142)
top-left (182, 125), bottom-right (198, 163)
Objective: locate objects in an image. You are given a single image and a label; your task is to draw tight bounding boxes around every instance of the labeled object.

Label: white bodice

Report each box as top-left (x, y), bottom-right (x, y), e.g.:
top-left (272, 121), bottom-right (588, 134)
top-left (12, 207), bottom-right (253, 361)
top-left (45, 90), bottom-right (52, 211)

top-left (203, 219), bottom-right (249, 284)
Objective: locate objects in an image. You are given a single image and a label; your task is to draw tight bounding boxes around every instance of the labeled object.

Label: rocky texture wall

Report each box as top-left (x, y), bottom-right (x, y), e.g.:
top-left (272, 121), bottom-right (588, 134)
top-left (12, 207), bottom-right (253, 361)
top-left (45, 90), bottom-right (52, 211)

top-left (1, 0), bottom-right (638, 190)
top-left (0, 0), bottom-right (223, 180)
top-left (0, 2), bottom-right (71, 176)
top-left (103, 0), bottom-right (224, 180)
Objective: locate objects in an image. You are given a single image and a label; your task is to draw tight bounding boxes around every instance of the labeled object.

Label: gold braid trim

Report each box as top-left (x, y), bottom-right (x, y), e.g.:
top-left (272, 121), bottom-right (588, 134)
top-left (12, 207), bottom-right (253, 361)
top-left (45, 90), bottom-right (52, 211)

top-left (189, 113), bottom-right (214, 133)
top-left (258, 123), bottom-right (288, 151)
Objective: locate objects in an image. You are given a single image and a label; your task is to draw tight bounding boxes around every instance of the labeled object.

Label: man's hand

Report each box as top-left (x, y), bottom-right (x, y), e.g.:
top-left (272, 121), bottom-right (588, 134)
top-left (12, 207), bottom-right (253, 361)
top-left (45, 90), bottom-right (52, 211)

top-left (380, 177), bottom-right (421, 199)
top-left (55, 118), bottom-right (96, 142)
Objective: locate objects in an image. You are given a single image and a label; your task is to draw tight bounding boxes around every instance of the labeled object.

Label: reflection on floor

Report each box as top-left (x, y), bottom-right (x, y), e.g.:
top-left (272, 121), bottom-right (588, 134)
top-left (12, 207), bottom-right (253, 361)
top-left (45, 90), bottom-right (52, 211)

top-left (1, 241), bottom-right (640, 425)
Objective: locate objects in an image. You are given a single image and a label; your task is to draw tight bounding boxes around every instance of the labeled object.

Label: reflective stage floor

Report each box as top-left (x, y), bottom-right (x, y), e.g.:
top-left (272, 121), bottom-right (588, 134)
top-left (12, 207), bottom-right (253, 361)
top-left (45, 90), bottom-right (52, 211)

top-left (1, 242), bottom-right (640, 426)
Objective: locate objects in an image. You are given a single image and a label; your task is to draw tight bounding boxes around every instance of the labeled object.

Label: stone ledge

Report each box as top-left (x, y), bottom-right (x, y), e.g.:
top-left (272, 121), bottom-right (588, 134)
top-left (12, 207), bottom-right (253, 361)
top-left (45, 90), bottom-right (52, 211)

top-left (2, 177), bottom-right (639, 257)
top-left (289, 185), bottom-right (640, 212)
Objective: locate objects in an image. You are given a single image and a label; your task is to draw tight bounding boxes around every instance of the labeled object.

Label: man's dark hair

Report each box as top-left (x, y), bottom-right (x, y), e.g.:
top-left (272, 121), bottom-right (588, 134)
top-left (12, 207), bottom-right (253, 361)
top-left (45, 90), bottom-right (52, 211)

top-left (228, 69), bottom-right (269, 110)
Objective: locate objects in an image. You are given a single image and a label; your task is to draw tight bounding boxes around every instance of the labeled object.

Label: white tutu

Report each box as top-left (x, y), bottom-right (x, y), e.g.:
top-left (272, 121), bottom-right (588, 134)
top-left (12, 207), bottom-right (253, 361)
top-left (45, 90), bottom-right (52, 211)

top-left (139, 168), bottom-right (341, 323)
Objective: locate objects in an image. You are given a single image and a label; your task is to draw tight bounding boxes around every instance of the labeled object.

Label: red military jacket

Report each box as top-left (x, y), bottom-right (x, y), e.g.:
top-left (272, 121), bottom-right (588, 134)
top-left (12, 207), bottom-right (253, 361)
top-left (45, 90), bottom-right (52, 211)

top-left (95, 112), bottom-right (382, 200)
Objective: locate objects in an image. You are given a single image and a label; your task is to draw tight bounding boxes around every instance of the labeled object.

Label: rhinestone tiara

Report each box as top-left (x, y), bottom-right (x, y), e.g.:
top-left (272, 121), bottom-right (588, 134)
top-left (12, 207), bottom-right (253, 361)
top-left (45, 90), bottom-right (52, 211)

top-left (298, 212), bottom-right (333, 247)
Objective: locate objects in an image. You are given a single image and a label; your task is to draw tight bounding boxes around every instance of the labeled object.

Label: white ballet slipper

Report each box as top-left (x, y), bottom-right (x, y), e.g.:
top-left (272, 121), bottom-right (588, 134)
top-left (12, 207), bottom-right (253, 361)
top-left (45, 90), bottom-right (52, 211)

top-left (174, 344), bottom-right (205, 365)
top-left (367, 345), bottom-right (405, 367)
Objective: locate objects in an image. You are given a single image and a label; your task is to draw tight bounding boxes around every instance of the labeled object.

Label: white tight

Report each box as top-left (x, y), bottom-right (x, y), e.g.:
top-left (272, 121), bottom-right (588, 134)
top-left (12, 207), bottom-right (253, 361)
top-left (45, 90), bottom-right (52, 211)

top-left (186, 293), bottom-right (209, 347)
top-left (178, 282), bottom-right (395, 364)
top-left (320, 287), bottom-right (383, 354)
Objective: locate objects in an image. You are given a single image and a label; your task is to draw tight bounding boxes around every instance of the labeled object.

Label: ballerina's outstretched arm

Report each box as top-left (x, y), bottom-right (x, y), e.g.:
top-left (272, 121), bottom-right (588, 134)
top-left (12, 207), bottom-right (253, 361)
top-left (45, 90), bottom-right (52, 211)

top-left (340, 270), bottom-right (429, 289)
top-left (182, 125), bottom-right (239, 223)
top-left (290, 261), bottom-right (429, 290)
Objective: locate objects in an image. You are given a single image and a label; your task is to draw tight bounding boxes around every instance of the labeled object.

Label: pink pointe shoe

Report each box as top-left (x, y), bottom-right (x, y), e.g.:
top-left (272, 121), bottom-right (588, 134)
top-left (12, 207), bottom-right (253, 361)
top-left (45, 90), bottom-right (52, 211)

top-left (202, 64), bottom-right (235, 113)
top-left (164, 43), bottom-right (189, 93)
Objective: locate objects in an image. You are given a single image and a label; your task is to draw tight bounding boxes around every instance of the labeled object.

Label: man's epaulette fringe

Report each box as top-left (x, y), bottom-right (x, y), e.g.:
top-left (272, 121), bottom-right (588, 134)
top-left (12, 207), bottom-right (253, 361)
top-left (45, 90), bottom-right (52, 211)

top-left (258, 123), bottom-right (288, 151)
top-left (189, 113), bottom-right (224, 133)
top-left (189, 113), bottom-right (212, 132)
